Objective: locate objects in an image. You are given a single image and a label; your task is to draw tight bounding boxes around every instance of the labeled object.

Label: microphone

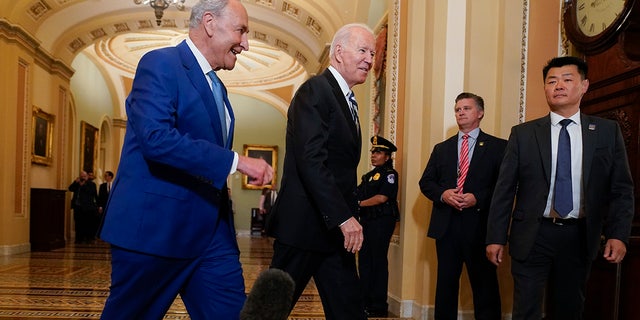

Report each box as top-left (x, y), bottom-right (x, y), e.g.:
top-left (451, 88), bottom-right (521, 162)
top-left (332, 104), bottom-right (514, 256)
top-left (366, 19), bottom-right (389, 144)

top-left (240, 268), bottom-right (295, 320)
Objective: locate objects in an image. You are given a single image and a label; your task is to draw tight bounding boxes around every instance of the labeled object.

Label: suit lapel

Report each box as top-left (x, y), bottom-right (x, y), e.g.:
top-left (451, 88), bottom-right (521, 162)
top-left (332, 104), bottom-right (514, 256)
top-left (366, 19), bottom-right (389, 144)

top-left (468, 130), bottom-right (488, 176)
top-left (444, 135), bottom-right (459, 180)
top-left (322, 70), bottom-right (362, 154)
top-left (322, 70), bottom-right (361, 140)
top-left (535, 115), bottom-right (552, 184)
top-left (581, 113), bottom-right (596, 187)
top-left (223, 90), bottom-right (235, 149)
top-left (177, 41), bottom-right (226, 147)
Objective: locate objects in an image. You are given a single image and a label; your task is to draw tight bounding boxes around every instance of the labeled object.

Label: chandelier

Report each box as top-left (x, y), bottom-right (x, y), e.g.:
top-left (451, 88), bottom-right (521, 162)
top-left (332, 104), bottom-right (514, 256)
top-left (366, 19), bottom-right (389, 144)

top-left (133, 0), bottom-right (186, 26)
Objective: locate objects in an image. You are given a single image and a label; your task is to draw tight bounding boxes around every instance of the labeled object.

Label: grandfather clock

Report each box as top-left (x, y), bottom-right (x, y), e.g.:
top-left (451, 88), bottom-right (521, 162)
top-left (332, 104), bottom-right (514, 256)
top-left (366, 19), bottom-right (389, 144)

top-left (563, 0), bottom-right (640, 319)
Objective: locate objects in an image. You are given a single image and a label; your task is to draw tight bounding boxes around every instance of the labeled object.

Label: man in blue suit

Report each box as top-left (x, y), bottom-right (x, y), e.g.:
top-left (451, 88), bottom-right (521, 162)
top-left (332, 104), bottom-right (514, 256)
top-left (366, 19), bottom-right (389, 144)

top-left (99, 0), bottom-right (273, 319)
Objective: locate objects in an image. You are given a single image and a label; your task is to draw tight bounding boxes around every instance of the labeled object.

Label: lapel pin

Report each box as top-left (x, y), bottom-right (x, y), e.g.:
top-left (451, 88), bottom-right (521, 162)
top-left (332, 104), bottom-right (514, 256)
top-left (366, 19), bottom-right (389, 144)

top-left (588, 124), bottom-right (596, 131)
top-left (479, 141), bottom-right (484, 146)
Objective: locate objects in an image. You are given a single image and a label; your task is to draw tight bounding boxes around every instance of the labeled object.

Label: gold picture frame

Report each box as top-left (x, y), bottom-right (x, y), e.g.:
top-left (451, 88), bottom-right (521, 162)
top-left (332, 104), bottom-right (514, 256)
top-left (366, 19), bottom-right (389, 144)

top-left (80, 121), bottom-right (98, 174)
top-left (32, 106), bottom-right (54, 166)
top-left (242, 144), bottom-right (277, 190)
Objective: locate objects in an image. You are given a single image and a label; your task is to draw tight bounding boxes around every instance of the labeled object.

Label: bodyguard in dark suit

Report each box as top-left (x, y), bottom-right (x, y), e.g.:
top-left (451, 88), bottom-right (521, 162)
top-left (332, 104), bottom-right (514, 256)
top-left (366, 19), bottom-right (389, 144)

top-left (419, 92), bottom-right (505, 320)
top-left (267, 23), bottom-right (375, 320)
top-left (486, 56), bottom-right (634, 320)
top-left (99, 1), bottom-right (273, 318)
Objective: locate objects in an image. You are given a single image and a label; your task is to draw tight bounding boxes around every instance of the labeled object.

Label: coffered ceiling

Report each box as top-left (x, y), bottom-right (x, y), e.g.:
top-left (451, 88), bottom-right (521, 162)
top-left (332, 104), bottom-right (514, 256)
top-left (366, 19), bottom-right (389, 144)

top-left (1, 0), bottom-right (382, 114)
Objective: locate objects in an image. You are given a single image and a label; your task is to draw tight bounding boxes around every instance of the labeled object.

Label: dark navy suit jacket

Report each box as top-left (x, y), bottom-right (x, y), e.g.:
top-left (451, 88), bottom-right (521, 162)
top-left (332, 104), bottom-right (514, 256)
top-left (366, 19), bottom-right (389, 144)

top-left (420, 130), bottom-right (507, 241)
top-left (100, 40), bottom-right (236, 259)
top-left (487, 113), bottom-right (634, 261)
top-left (267, 69), bottom-right (361, 252)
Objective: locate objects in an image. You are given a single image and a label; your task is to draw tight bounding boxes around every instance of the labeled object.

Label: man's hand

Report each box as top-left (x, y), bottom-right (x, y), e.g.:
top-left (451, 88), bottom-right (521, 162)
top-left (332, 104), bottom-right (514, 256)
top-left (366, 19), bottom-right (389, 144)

top-left (237, 155), bottom-right (274, 186)
top-left (486, 244), bottom-right (504, 266)
top-left (441, 189), bottom-right (476, 210)
top-left (339, 216), bottom-right (363, 253)
top-left (603, 239), bottom-right (627, 264)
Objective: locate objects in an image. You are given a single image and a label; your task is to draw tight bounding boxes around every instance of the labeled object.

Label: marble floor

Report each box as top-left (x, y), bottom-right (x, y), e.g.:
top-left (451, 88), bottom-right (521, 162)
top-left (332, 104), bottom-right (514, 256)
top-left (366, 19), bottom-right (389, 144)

top-left (0, 235), bottom-right (406, 319)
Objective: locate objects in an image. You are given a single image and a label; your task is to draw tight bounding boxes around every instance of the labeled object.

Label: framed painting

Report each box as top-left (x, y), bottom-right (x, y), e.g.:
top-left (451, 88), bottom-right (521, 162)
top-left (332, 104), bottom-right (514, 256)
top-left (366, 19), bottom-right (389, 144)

top-left (80, 121), bottom-right (98, 174)
top-left (242, 144), bottom-right (277, 190)
top-left (32, 106), bottom-right (54, 166)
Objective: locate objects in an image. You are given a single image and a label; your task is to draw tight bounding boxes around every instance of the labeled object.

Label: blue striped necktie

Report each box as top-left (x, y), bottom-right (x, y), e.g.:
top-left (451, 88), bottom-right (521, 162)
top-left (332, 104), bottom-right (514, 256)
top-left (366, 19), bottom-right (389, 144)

top-left (347, 91), bottom-right (360, 131)
top-left (554, 119), bottom-right (573, 217)
top-left (207, 71), bottom-right (227, 144)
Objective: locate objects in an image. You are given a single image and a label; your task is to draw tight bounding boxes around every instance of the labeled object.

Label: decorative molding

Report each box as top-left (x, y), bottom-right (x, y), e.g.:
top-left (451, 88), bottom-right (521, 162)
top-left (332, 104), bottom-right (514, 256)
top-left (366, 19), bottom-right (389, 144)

top-left (112, 118), bottom-right (128, 128)
top-left (519, 0), bottom-right (530, 123)
top-left (388, 0), bottom-right (400, 144)
top-left (0, 19), bottom-right (74, 81)
top-left (0, 243), bottom-right (31, 256)
top-left (28, 0), bottom-right (51, 21)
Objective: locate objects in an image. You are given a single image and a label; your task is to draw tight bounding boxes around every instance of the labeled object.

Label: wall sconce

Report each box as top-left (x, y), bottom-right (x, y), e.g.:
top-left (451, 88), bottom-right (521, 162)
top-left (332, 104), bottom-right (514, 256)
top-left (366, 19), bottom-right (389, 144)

top-left (133, 0), bottom-right (186, 26)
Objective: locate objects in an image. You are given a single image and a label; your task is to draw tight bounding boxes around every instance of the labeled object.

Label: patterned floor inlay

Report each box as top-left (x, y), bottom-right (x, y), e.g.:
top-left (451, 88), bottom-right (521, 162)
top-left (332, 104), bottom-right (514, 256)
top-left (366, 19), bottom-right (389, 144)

top-left (0, 236), bottom-right (407, 319)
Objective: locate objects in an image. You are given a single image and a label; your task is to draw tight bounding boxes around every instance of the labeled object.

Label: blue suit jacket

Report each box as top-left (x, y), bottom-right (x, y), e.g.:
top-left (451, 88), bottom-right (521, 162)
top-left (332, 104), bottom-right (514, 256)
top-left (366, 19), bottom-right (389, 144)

top-left (100, 40), bottom-right (236, 259)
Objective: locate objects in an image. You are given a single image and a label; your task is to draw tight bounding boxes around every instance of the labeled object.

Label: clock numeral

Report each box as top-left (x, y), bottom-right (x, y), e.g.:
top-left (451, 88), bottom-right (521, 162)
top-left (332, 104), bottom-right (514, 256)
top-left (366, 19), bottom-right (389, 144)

top-left (581, 15), bottom-right (588, 26)
top-left (589, 23), bottom-right (595, 33)
top-left (578, 2), bottom-right (585, 10)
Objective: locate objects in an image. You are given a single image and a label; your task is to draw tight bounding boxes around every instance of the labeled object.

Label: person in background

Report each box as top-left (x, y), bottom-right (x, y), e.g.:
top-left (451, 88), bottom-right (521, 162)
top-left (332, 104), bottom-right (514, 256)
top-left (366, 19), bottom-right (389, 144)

top-left (419, 92), bottom-right (505, 320)
top-left (97, 170), bottom-right (114, 214)
top-left (98, 0), bottom-right (273, 319)
top-left (266, 23), bottom-right (375, 320)
top-left (68, 170), bottom-right (99, 244)
top-left (356, 135), bottom-right (399, 318)
top-left (259, 183), bottom-right (278, 234)
top-left (486, 56), bottom-right (634, 319)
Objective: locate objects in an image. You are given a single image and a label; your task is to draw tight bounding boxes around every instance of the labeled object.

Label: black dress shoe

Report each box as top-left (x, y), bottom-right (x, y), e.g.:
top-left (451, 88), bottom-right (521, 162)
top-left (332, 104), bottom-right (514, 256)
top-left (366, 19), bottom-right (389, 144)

top-left (365, 309), bottom-right (388, 318)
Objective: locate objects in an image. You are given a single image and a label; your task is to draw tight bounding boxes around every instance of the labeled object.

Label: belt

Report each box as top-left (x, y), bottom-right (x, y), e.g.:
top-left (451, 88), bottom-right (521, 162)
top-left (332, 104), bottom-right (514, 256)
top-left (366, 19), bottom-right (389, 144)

top-left (541, 217), bottom-right (584, 226)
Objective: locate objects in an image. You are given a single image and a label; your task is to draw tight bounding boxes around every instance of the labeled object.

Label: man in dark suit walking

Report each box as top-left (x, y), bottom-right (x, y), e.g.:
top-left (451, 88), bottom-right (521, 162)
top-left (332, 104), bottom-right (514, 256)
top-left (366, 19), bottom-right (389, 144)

top-left (486, 56), bottom-right (634, 320)
top-left (99, 1), bottom-right (273, 318)
top-left (97, 170), bottom-right (113, 214)
top-left (419, 92), bottom-right (505, 320)
top-left (266, 23), bottom-right (375, 320)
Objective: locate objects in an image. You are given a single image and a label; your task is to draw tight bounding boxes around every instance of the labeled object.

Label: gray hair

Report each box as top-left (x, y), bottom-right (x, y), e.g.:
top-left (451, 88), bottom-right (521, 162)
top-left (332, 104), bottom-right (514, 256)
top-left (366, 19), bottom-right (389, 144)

top-left (329, 23), bottom-right (374, 59)
top-left (189, 0), bottom-right (229, 29)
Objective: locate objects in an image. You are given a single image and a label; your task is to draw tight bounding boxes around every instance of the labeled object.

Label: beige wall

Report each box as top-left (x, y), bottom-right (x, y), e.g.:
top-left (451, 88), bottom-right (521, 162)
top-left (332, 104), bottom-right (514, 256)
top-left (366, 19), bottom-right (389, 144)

top-left (385, 0), bottom-right (565, 318)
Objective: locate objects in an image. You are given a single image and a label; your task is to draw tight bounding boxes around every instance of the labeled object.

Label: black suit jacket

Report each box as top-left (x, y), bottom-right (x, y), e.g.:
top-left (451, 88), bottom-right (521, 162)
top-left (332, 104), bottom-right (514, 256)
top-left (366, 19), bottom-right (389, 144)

top-left (487, 113), bottom-right (634, 261)
top-left (420, 130), bottom-right (507, 240)
top-left (98, 182), bottom-right (109, 209)
top-left (266, 69), bottom-right (361, 252)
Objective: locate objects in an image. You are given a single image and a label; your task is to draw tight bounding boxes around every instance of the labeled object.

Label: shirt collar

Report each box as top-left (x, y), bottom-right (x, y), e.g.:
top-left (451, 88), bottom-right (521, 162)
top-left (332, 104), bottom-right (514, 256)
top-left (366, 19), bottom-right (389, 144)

top-left (550, 110), bottom-right (581, 126)
top-left (459, 127), bottom-right (480, 140)
top-left (186, 37), bottom-right (213, 75)
top-left (328, 65), bottom-right (350, 97)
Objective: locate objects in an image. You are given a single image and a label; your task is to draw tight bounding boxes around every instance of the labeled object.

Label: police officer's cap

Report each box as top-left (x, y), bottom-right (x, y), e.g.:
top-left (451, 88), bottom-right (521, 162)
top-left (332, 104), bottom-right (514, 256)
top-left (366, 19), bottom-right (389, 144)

top-left (370, 135), bottom-right (397, 153)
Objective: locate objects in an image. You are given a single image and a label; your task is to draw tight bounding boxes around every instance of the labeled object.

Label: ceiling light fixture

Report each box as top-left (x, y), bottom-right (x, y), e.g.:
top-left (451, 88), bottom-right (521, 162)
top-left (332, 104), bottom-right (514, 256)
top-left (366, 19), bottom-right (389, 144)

top-left (133, 0), bottom-right (186, 26)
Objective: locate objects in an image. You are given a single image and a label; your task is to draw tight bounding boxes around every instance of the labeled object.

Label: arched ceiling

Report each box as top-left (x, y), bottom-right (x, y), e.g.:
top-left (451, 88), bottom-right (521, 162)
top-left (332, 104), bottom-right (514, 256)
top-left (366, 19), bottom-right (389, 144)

top-left (1, 0), bottom-right (382, 115)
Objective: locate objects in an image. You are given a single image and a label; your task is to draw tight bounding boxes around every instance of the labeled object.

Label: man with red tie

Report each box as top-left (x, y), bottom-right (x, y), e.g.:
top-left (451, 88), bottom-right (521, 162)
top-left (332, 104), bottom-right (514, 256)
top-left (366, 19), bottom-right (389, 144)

top-left (419, 92), bottom-right (505, 320)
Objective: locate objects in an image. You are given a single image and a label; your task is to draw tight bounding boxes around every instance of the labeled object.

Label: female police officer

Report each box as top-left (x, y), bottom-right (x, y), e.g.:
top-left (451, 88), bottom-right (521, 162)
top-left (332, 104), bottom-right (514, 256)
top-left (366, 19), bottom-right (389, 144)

top-left (357, 135), bottom-right (399, 317)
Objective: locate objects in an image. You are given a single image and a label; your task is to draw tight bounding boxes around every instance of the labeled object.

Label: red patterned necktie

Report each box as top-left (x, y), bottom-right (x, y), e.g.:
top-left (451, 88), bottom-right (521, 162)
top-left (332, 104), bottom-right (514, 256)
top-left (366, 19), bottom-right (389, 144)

top-left (457, 134), bottom-right (469, 193)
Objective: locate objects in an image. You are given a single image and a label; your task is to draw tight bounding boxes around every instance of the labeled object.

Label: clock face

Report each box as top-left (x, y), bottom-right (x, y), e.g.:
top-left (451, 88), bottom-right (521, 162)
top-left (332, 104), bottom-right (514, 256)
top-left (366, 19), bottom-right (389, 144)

top-left (576, 0), bottom-right (626, 36)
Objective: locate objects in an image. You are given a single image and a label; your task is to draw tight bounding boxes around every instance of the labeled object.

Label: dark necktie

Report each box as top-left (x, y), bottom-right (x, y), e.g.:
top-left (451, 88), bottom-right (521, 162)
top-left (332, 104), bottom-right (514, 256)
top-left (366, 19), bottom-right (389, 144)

top-left (457, 134), bottom-right (469, 193)
top-left (554, 119), bottom-right (573, 217)
top-left (347, 91), bottom-right (360, 131)
top-left (207, 71), bottom-right (228, 144)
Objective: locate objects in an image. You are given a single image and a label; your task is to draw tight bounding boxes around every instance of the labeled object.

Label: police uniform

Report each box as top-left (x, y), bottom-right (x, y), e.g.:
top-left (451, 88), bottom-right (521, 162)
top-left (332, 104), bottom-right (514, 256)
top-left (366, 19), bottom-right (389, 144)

top-left (356, 136), bottom-right (399, 317)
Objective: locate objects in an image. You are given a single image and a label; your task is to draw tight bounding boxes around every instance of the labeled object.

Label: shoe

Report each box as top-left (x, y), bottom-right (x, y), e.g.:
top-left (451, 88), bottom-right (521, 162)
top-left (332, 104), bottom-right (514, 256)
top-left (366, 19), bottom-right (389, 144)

top-left (365, 309), bottom-right (388, 318)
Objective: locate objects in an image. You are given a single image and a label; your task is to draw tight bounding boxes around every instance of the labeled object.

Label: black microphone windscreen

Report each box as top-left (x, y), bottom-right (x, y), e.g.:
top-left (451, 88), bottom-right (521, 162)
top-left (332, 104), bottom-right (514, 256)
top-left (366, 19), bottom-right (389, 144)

top-left (240, 268), bottom-right (295, 320)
